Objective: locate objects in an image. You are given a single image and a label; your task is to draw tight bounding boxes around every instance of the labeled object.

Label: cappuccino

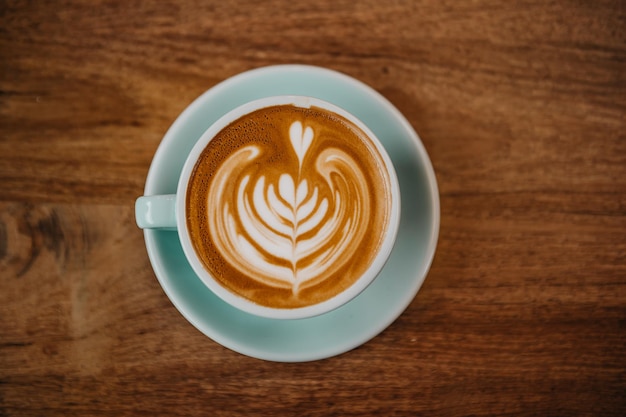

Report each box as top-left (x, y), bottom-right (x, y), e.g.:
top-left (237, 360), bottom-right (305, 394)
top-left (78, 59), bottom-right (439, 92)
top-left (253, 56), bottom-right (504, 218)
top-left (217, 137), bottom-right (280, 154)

top-left (186, 104), bottom-right (392, 309)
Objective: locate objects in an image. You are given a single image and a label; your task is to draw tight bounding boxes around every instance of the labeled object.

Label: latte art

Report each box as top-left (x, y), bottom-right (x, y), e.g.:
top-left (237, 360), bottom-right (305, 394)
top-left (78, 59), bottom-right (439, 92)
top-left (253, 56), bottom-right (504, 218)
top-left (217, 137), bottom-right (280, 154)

top-left (207, 121), bottom-right (370, 295)
top-left (186, 104), bottom-right (392, 309)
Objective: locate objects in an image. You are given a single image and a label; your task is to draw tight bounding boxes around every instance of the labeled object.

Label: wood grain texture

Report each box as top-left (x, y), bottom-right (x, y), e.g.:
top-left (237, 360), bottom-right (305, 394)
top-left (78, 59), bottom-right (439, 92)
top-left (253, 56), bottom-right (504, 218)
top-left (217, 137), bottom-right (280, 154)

top-left (1, 0), bottom-right (625, 416)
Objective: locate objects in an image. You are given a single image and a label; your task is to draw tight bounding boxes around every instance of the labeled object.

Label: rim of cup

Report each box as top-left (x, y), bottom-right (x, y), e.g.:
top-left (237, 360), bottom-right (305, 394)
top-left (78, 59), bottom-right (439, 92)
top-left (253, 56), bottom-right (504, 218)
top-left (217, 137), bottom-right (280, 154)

top-left (176, 95), bottom-right (401, 320)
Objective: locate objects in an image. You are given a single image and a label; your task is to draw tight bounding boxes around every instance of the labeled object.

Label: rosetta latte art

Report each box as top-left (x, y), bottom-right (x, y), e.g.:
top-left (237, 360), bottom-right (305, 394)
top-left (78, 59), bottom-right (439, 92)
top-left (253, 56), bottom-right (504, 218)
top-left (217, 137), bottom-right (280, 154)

top-left (206, 121), bottom-right (371, 295)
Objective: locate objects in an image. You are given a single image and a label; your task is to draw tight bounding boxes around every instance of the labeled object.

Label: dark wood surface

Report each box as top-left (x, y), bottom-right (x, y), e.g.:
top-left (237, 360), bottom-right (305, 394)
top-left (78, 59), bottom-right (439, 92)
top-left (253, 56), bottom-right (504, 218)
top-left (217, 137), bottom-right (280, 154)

top-left (1, 1), bottom-right (625, 415)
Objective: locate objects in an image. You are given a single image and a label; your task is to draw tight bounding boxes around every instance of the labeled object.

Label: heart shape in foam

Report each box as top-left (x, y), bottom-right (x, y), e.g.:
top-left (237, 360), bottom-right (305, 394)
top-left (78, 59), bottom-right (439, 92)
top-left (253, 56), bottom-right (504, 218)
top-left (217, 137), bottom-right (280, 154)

top-left (289, 121), bottom-right (314, 167)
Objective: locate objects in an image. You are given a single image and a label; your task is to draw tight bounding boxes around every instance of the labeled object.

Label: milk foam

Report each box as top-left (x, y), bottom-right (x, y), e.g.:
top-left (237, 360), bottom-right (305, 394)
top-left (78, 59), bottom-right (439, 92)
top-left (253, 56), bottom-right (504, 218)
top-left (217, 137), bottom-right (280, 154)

top-left (205, 121), bottom-right (371, 295)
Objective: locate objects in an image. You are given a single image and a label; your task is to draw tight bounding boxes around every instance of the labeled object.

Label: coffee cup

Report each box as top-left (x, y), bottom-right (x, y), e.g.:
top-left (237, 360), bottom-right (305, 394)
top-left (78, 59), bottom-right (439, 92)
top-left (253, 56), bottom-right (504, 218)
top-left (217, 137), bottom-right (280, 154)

top-left (136, 96), bottom-right (400, 320)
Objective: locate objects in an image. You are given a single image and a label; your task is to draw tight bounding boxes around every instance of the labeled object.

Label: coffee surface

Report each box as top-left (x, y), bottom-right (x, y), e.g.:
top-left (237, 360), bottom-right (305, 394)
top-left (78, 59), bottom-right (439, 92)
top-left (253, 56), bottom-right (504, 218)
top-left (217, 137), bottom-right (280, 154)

top-left (186, 104), bottom-right (392, 309)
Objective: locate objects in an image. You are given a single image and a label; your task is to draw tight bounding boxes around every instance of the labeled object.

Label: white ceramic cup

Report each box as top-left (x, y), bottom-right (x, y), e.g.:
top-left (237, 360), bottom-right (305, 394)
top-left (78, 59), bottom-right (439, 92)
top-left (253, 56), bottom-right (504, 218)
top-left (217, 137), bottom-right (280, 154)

top-left (135, 95), bottom-right (401, 320)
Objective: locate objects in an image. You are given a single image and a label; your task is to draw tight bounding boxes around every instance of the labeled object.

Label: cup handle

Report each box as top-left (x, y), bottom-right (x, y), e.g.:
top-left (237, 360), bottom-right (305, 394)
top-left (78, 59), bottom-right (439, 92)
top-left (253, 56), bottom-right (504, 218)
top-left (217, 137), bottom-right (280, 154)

top-left (135, 195), bottom-right (177, 230)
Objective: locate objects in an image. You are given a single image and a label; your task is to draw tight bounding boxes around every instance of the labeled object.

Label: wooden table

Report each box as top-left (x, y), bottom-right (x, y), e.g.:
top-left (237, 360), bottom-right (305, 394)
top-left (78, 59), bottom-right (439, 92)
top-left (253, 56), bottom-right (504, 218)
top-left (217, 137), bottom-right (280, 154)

top-left (2, 1), bottom-right (624, 415)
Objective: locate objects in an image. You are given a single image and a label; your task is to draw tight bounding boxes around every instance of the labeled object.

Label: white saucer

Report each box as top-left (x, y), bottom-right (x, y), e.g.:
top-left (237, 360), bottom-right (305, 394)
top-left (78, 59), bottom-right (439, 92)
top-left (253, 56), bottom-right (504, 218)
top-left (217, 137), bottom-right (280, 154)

top-left (142, 65), bottom-right (440, 362)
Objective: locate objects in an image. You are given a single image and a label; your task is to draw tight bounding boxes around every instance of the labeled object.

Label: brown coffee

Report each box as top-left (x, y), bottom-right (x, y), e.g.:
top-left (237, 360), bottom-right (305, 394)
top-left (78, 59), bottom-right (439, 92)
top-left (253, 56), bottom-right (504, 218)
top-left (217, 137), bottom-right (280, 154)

top-left (186, 104), bottom-right (392, 309)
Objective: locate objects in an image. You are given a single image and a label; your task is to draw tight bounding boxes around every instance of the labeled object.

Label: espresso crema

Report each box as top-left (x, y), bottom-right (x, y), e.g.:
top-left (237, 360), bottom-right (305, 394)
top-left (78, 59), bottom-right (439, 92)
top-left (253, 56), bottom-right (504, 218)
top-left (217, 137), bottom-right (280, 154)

top-left (186, 104), bottom-right (392, 309)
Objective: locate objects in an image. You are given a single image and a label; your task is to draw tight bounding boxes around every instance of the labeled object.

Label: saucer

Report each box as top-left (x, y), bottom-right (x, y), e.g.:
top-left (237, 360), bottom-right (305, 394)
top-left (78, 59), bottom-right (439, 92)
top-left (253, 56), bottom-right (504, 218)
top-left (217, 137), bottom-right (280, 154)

top-left (143, 65), bottom-right (440, 362)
